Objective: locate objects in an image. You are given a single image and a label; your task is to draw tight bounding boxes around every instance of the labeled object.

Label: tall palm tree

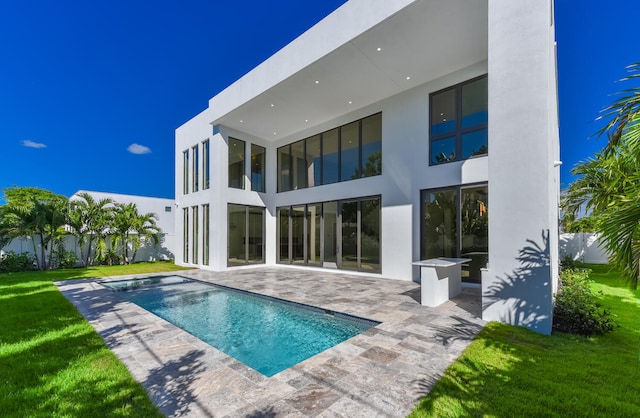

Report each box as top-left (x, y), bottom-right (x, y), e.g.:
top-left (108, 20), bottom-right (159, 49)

top-left (130, 211), bottom-right (160, 263)
top-left (111, 203), bottom-right (161, 264)
top-left (68, 193), bottom-right (114, 266)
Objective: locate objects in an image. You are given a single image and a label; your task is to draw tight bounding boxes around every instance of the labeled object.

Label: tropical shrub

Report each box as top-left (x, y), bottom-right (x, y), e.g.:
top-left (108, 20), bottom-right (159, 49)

top-left (553, 268), bottom-right (616, 336)
top-left (51, 247), bottom-right (79, 269)
top-left (560, 254), bottom-right (584, 271)
top-left (0, 251), bottom-right (35, 273)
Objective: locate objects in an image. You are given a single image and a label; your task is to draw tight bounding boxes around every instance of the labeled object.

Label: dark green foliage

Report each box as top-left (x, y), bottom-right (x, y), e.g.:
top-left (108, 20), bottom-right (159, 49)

top-left (559, 254), bottom-right (584, 270)
top-left (553, 268), bottom-right (616, 336)
top-left (52, 247), bottom-right (79, 269)
top-left (0, 251), bottom-right (35, 273)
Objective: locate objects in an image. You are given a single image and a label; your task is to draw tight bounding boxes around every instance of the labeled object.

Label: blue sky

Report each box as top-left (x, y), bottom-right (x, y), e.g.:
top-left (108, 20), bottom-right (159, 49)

top-left (0, 0), bottom-right (637, 200)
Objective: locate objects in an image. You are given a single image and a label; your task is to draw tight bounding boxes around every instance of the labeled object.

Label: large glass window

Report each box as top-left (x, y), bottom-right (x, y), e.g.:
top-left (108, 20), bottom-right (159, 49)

top-left (307, 203), bottom-right (321, 266)
top-left (306, 135), bottom-right (321, 187)
top-left (203, 140), bottom-right (210, 190)
top-left (421, 184), bottom-right (488, 283)
top-left (341, 201), bottom-right (358, 270)
top-left (322, 128), bottom-right (339, 185)
top-left (183, 207), bottom-right (189, 263)
top-left (291, 140), bottom-right (306, 190)
top-left (192, 145), bottom-right (199, 192)
top-left (183, 150), bottom-right (189, 195)
top-left (291, 205), bottom-right (305, 264)
top-left (323, 201), bottom-right (338, 269)
top-left (202, 204), bottom-right (209, 265)
top-left (360, 113), bottom-right (382, 178)
top-left (276, 113), bottom-right (382, 192)
top-left (278, 146), bottom-right (291, 192)
top-left (277, 196), bottom-right (380, 273)
top-left (360, 198), bottom-right (381, 272)
top-left (228, 204), bottom-right (264, 266)
top-left (251, 144), bottom-right (265, 192)
top-left (278, 207), bottom-right (290, 262)
top-left (430, 75), bottom-right (487, 165)
top-left (228, 137), bottom-right (245, 189)
top-left (340, 122), bottom-right (359, 181)
top-left (192, 206), bottom-right (199, 264)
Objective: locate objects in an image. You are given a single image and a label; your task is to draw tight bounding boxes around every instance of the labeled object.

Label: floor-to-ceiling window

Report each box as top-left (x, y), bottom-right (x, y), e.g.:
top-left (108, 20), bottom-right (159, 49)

top-left (277, 207), bottom-right (289, 263)
top-left (323, 201), bottom-right (338, 269)
top-left (360, 197), bottom-right (381, 272)
top-left (307, 203), bottom-right (321, 266)
top-left (341, 200), bottom-right (358, 270)
top-left (277, 113), bottom-right (382, 192)
top-left (277, 196), bottom-right (380, 273)
top-left (421, 184), bottom-right (488, 283)
top-left (228, 204), bottom-right (264, 266)
top-left (192, 206), bottom-right (199, 264)
top-left (183, 207), bottom-right (189, 263)
top-left (192, 145), bottom-right (199, 192)
top-left (203, 140), bottom-right (210, 190)
top-left (183, 150), bottom-right (189, 195)
top-left (251, 144), bottom-right (266, 192)
top-left (228, 137), bottom-right (245, 189)
top-left (202, 204), bottom-right (209, 265)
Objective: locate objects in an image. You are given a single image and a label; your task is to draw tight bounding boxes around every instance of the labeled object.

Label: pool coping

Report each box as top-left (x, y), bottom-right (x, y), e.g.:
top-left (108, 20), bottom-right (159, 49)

top-left (56, 267), bottom-right (485, 417)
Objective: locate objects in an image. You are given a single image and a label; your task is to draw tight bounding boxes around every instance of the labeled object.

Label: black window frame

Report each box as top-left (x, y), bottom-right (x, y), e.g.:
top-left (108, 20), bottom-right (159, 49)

top-left (429, 74), bottom-right (488, 165)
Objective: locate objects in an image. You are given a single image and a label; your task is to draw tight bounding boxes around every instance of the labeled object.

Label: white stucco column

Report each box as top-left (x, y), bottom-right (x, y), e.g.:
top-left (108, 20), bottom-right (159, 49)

top-left (483, 0), bottom-right (560, 334)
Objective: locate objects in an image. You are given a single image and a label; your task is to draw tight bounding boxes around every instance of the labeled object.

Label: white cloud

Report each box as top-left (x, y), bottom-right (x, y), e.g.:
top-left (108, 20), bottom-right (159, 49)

top-left (22, 139), bottom-right (47, 149)
top-left (127, 143), bottom-right (152, 155)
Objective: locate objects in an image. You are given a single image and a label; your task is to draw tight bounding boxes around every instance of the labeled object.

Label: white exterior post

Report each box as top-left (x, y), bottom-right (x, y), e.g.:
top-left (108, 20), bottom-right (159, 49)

top-left (483, 0), bottom-right (560, 334)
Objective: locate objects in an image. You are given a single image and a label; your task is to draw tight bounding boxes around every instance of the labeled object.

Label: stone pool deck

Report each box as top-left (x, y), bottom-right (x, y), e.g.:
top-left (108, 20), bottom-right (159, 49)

top-left (56, 267), bottom-right (485, 417)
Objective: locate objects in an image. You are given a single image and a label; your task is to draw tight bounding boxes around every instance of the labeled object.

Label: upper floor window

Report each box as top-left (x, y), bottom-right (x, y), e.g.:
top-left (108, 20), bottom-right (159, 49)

top-left (277, 112), bottom-right (382, 192)
top-left (251, 144), bottom-right (266, 192)
top-left (192, 145), bottom-right (199, 192)
top-left (430, 75), bottom-right (487, 165)
top-left (203, 140), bottom-right (210, 189)
top-left (183, 150), bottom-right (189, 194)
top-left (228, 137), bottom-right (245, 189)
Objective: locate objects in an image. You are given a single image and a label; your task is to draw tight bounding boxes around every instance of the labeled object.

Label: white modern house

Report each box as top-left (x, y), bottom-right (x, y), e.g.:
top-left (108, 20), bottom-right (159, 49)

top-left (175, 0), bottom-right (560, 334)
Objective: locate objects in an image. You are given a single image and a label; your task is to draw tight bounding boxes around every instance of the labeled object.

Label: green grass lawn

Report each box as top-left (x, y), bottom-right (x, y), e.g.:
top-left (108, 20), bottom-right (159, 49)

top-left (409, 264), bottom-right (640, 417)
top-left (0, 262), bottom-right (189, 418)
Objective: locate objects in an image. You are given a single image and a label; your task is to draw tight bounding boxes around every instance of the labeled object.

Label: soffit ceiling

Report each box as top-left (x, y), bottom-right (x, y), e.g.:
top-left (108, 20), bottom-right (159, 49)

top-left (213, 0), bottom-right (488, 142)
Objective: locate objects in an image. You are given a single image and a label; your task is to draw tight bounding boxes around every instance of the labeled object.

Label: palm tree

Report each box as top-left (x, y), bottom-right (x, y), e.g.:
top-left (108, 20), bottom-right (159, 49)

top-left (111, 203), bottom-right (161, 264)
top-left (68, 193), bottom-right (114, 266)
top-left (563, 62), bottom-right (640, 287)
top-left (130, 211), bottom-right (160, 263)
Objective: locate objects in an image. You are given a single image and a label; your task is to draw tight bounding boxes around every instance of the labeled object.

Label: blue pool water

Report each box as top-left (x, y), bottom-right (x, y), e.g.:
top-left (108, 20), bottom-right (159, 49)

top-left (101, 276), bottom-right (378, 377)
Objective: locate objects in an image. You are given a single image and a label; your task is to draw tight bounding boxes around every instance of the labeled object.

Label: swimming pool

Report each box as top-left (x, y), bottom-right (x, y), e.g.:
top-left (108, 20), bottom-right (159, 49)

top-left (100, 276), bottom-right (378, 377)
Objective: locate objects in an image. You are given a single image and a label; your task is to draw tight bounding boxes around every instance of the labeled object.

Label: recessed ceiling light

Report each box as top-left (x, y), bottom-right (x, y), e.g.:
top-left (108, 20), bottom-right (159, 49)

top-left (348, 101), bottom-right (352, 104)
top-left (305, 119), bottom-right (309, 123)
top-left (270, 104), bottom-right (274, 107)
top-left (239, 119), bottom-right (243, 123)
top-left (315, 80), bottom-right (319, 84)
top-left (376, 47), bottom-right (382, 52)
top-left (406, 76), bottom-right (411, 80)
top-left (273, 132), bottom-right (277, 135)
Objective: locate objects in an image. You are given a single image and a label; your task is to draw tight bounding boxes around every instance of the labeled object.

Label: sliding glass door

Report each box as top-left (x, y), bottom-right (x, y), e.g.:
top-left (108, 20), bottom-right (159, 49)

top-left (277, 197), bottom-right (380, 273)
top-left (421, 184), bottom-right (488, 283)
top-left (228, 204), bottom-right (265, 266)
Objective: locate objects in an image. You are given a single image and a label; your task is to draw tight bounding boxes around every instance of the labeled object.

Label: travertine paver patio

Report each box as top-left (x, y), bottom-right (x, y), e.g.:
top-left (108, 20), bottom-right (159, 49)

top-left (56, 267), bottom-right (485, 417)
